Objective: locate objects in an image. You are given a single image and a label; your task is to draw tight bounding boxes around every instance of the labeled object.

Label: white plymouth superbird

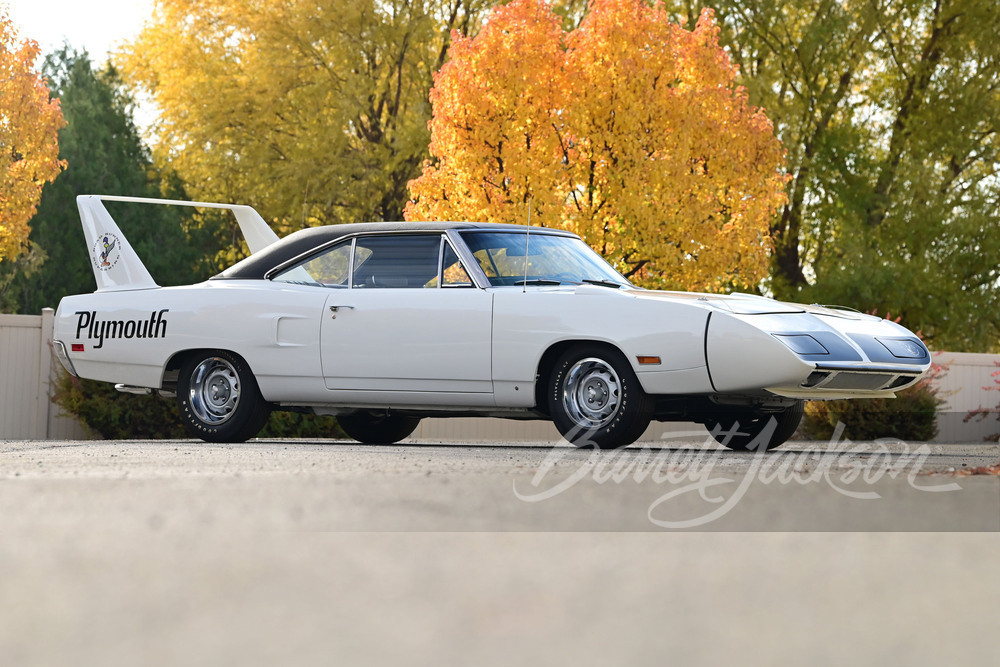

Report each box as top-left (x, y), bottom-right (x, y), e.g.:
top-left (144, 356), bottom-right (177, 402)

top-left (53, 195), bottom-right (931, 450)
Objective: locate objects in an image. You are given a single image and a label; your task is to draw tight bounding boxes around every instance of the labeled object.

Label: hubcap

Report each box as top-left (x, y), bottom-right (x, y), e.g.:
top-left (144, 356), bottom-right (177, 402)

top-left (189, 357), bottom-right (241, 425)
top-left (562, 357), bottom-right (622, 429)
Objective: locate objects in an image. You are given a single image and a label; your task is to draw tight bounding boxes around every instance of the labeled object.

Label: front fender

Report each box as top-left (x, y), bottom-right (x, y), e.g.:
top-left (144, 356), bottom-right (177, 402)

top-left (706, 312), bottom-right (814, 392)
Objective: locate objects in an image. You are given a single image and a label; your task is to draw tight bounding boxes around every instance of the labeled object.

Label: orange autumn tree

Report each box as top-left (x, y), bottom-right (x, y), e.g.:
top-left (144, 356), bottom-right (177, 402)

top-left (406, 0), bottom-right (787, 291)
top-left (0, 11), bottom-right (65, 263)
top-left (405, 0), bottom-right (569, 227)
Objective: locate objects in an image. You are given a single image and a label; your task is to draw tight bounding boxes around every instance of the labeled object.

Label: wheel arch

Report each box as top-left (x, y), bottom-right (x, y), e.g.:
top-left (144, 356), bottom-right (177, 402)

top-left (162, 348), bottom-right (252, 392)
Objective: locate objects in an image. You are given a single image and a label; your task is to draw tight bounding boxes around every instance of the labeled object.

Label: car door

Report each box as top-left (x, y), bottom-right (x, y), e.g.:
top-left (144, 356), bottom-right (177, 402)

top-left (318, 233), bottom-right (494, 399)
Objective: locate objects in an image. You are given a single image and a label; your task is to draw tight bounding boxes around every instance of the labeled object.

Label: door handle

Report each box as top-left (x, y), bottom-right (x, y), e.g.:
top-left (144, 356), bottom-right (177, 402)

top-left (329, 305), bottom-right (354, 318)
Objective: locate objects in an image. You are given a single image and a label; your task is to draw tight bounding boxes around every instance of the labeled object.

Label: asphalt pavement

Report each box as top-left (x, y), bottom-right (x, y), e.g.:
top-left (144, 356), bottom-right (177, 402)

top-left (0, 437), bottom-right (997, 665)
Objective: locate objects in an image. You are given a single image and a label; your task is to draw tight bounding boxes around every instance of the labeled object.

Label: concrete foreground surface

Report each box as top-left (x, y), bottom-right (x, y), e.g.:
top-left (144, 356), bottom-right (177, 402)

top-left (0, 437), bottom-right (997, 665)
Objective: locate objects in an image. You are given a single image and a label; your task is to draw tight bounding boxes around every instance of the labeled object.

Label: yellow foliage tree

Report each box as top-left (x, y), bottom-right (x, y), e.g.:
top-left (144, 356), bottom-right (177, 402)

top-left (118, 0), bottom-right (490, 242)
top-left (406, 0), bottom-right (787, 291)
top-left (0, 12), bottom-right (65, 263)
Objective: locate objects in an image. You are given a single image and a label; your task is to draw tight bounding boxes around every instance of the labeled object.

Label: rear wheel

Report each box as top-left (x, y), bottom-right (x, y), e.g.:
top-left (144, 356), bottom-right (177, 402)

top-left (177, 350), bottom-right (271, 442)
top-left (338, 412), bottom-right (420, 444)
top-left (548, 345), bottom-right (654, 449)
top-left (707, 401), bottom-right (804, 451)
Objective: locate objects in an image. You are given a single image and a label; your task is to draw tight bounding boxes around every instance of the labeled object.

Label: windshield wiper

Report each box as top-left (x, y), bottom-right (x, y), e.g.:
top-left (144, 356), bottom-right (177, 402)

top-left (581, 279), bottom-right (624, 289)
top-left (514, 279), bottom-right (563, 286)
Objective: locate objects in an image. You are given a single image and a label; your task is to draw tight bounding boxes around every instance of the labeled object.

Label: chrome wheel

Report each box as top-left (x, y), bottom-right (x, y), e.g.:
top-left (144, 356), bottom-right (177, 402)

top-left (188, 356), bottom-right (241, 425)
top-left (177, 350), bottom-right (270, 442)
top-left (561, 357), bottom-right (622, 429)
top-left (549, 345), bottom-right (654, 449)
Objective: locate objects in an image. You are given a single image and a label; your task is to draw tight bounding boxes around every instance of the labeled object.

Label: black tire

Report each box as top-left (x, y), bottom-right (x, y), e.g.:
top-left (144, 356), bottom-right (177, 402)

top-left (177, 350), bottom-right (271, 442)
top-left (548, 344), bottom-right (654, 449)
top-left (338, 412), bottom-right (420, 444)
top-left (707, 400), bottom-right (804, 451)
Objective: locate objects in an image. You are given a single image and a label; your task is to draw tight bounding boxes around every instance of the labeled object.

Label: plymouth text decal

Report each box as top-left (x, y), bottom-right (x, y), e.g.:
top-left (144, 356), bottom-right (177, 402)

top-left (75, 309), bottom-right (169, 349)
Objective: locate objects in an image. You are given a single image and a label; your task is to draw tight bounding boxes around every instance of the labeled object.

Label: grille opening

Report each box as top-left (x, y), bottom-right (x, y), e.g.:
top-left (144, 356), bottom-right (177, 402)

top-left (822, 372), bottom-right (895, 391)
top-left (888, 375), bottom-right (917, 390)
top-left (801, 371), bottom-right (829, 388)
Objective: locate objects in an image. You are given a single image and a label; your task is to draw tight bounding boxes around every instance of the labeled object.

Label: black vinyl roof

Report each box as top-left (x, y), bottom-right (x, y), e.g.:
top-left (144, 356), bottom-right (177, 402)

top-left (213, 221), bottom-right (573, 280)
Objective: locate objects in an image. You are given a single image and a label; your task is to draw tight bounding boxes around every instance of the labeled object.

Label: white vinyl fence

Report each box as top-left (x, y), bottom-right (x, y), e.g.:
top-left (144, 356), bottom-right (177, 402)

top-left (931, 352), bottom-right (1000, 443)
top-left (0, 310), bottom-right (87, 440)
top-left (1, 311), bottom-right (997, 443)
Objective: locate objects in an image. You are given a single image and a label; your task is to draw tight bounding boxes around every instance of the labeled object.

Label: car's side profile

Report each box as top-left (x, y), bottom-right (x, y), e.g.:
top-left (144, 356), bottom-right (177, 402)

top-left (53, 195), bottom-right (932, 450)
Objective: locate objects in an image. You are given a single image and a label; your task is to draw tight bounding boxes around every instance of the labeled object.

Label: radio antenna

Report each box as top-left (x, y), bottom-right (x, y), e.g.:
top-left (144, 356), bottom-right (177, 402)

top-left (522, 197), bottom-right (532, 293)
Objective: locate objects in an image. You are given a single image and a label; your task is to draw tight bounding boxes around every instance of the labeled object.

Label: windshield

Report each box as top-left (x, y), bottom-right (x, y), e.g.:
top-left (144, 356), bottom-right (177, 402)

top-left (460, 231), bottom-right (632, 288)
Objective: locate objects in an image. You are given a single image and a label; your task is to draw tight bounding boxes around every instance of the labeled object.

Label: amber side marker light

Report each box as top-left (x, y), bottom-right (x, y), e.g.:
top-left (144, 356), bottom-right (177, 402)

top-left (636, 356), bottom-right (661, 365)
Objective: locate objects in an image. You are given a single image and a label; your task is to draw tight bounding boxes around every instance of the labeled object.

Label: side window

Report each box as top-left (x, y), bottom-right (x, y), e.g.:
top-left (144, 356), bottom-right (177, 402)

top-left (353, 235), bottom-right (441, 289)
top-left (272, 239), bottom-right (352, 287)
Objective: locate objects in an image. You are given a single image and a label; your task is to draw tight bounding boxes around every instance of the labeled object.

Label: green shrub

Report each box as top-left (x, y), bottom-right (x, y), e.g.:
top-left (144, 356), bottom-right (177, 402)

top-left (54, 373), bottom-right (187, 439)
top-left (801, 363), bottom-right (946, 442)
top-left (53, 369), bottom-right (344, 440)
top-left (259, 410), bottom-right (345, 440)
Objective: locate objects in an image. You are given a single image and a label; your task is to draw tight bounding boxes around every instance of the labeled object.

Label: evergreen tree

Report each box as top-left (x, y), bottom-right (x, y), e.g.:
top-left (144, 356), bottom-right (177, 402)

top-left (12, 48), bottom-right (208, 314)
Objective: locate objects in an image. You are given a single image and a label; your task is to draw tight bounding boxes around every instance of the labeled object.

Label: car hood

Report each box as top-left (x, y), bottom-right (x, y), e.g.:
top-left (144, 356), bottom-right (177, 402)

top-left (629, 289), bottom-right (882, 320)
top-left (569, 285), bottom-right (877, 321)
top-left (628, 289), bottom-right (805, 315)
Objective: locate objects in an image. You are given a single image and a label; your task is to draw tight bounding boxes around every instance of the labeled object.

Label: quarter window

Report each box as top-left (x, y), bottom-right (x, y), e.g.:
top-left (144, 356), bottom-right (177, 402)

top-left (272, 239), bottom-right (352, 287)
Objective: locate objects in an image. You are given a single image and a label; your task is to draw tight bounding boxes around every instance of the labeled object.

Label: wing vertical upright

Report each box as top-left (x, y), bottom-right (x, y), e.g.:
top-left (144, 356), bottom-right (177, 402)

top-left (76, 194), bottom-right (281, 292)
top-left (77, 195), bottom-right (159, 292)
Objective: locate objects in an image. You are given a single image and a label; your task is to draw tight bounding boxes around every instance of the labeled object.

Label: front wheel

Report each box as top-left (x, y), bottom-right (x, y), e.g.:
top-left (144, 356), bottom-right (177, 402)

top-left (177, 350), bottom-right (271, 442)
top-left (707, 401), bottom-right (804, 451)
top-left (338, 412), bottom-right (420, 444)
top-left (548, 345), bottom-right (654, 449)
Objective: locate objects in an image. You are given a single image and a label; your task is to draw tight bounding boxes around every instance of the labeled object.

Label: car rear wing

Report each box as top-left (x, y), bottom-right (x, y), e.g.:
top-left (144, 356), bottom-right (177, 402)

top-left (78, 195), bottom-right (280, 292)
